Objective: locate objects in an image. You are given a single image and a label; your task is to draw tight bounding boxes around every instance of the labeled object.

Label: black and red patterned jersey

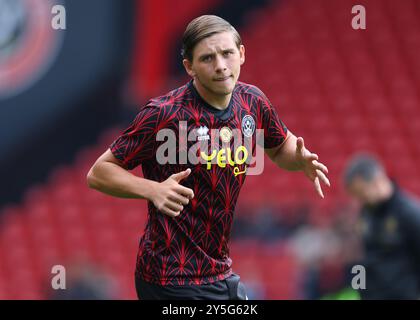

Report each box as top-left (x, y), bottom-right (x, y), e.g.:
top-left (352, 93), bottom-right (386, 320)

top-left (110, 80), bottom-right (288, 286)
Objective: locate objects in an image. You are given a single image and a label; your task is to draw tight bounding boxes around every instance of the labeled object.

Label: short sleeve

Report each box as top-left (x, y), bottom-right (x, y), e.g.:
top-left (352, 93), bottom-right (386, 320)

top-left (257, 92), bottom-right (288, 149)
top-left (110, 106), bottom-right (160, 170)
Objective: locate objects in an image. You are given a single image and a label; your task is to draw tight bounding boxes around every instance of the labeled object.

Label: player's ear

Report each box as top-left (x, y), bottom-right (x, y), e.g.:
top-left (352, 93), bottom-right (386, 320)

top-left (239, 45), bottom-right (245, 65)
top-left (183, 59), bottom-right (196, 77)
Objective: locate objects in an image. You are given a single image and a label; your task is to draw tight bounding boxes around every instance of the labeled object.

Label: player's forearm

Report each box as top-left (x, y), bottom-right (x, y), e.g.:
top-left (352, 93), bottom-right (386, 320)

top-left (87, 161), bottom-right (158, 200)
top-left (272, 134), bottom-right (303, 171)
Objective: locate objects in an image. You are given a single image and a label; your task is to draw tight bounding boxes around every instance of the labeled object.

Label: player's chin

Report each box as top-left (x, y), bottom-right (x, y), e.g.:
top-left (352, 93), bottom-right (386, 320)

top-left (214, 87), bottom-right (234, 96)
top-left (212, 81), bottom-right (235, 94)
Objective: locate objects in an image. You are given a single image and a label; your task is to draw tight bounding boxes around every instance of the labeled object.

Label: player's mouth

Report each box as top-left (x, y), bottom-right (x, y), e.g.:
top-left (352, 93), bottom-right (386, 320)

top-left (214, 75), bottom-right (232, 82)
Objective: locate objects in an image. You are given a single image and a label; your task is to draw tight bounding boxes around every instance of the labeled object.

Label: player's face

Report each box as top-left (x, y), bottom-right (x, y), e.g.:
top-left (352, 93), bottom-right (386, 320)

top-left (183, 31), bottom-right (245, 99)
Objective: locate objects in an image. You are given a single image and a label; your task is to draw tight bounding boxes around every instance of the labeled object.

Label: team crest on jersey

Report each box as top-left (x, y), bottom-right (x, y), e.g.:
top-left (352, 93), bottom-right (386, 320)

top-left (242, 115), bottom-right (255, 137)
top-left (197, 126), bottom-right (210, 141)
top-left (220, 127), bottom-right (232, 143)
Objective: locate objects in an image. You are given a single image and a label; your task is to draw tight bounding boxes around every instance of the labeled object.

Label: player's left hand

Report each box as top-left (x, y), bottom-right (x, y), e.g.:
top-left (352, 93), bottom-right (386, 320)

top-left (296, 137), bottom-right (330, 198)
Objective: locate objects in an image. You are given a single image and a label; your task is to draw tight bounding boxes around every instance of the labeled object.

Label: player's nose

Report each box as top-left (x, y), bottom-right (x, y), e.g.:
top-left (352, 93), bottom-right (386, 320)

top-left (214, 55), bottom-right (227, 72)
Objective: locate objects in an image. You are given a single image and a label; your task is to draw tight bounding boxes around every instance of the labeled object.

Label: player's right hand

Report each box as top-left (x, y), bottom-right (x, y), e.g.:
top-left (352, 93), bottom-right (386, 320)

top-left (150, 168), bottom-right (194, 217)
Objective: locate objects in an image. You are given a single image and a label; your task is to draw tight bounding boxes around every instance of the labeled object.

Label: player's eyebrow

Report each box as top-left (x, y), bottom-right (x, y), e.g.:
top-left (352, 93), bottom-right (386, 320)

top-left (198, 52), bottom-right (215, 61)
top-left (198, 48), bottom-right (235, 61)
top-left (222, 48), bottom-right (235, 53)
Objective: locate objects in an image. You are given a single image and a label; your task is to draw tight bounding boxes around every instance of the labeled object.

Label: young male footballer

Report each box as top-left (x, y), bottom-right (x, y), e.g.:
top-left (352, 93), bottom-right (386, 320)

top-left (87, 15), bottom-right (330, 300)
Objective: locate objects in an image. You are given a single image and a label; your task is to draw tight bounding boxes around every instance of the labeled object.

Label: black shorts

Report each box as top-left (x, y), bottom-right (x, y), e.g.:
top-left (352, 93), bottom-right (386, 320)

top-left (135, 273), bottom-right (248, 300)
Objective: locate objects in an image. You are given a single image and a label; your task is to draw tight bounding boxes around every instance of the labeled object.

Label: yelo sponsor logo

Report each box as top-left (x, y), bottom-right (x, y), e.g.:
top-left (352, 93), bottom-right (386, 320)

top-left (200, 146), bottom-right (248, 176)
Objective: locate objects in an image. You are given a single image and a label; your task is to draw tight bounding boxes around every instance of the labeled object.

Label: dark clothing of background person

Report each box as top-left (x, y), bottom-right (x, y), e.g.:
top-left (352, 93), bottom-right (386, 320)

top-left (359, 185), bottom-right (420, 299)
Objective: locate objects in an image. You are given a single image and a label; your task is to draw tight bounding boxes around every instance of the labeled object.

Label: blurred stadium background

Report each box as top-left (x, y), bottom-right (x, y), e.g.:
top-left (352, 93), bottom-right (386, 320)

top-left (0, 0), bottom-right (419, 299)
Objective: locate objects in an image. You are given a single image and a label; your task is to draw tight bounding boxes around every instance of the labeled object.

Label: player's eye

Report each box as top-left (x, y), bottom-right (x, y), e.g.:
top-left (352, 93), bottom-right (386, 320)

top-left (201, 55), bottom-right (212, 62)
top-left (223, 51), bottom-right (234, 57)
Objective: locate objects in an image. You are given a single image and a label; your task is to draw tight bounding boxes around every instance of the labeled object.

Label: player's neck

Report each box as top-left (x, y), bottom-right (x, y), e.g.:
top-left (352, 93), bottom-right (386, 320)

top-left (193, 79), bottom-right (232, 110)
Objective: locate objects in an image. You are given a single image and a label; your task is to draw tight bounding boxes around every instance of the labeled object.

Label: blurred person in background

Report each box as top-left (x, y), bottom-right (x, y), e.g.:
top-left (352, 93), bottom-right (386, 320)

top-left (344, 154), bottom-right (420, 300)
top-left (87, 15), bottom-right (330, 300)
